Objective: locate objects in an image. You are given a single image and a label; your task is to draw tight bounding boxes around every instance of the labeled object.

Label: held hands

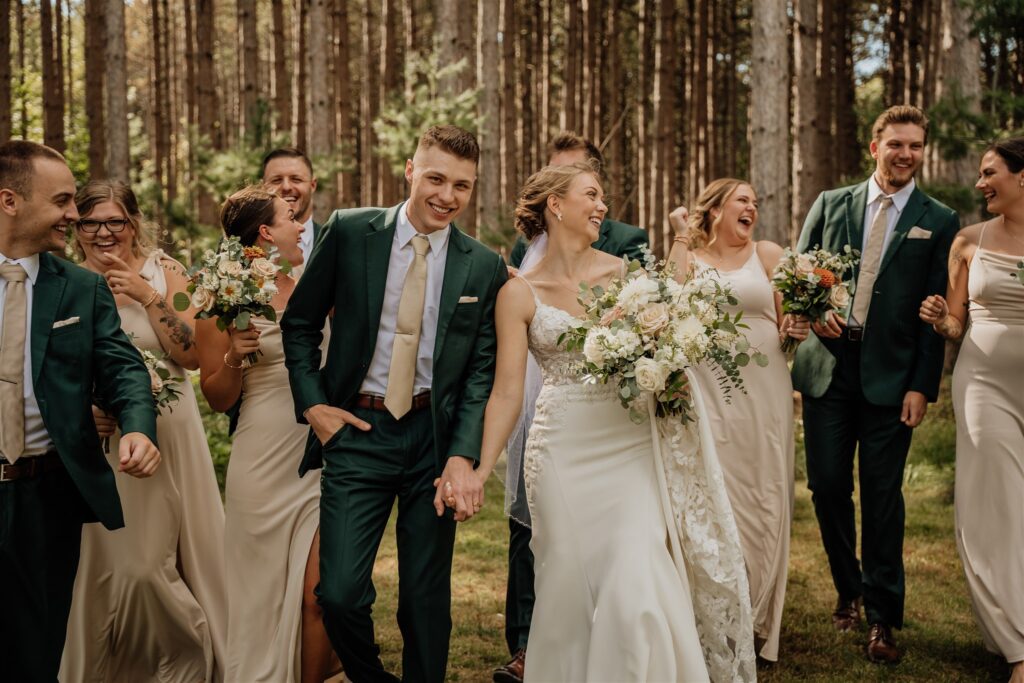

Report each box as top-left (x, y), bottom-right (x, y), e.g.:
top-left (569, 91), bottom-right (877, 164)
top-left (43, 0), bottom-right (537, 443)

top-left (118, 432), bottom-right (160, 477)
top-left (918, 294), bottom-right (949, 325)
top-left (433, 456), bottom-right (484, 522)
top-left (781, 314), bottom-right (810, 342)
top-left (669, 206), bottom-right (690, 237)
top-left (901, 391), bottom-right (928, 428)
top-left (92, 404), bottom-right (116, 438)
top-left (101, 253), bottom-right (157, 305)
top-left (811, 309), bottom-right (846, 339)
top-left (225, 324), bottom-right (262, 367)
top-left (304, 403), bottom-right (371, 445)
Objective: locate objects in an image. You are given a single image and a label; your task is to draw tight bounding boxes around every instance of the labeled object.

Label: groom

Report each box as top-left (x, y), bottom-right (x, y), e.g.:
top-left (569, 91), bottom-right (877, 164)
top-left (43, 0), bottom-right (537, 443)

top-left (281, 125), bottom-right (507, 683)
top-left (792, 105), bottom-right (958, 663)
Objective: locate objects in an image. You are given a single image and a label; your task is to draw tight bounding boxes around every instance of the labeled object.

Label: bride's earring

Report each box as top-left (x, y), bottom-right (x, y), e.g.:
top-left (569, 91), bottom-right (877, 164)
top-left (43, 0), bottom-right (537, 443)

top-left (557, 213), bottom-right (563, 222)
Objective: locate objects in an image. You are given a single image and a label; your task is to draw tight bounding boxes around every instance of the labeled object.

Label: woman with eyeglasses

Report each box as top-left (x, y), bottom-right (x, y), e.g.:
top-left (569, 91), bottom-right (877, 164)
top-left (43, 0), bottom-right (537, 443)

top-left (59, 181), bottom-right (228, 683)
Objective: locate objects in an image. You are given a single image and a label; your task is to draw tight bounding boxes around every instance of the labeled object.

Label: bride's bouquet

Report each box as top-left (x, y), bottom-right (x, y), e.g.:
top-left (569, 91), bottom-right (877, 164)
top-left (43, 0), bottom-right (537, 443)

top-left (173, 236), bottom-right (289, 367)
top-left (559, 252), bottom-right (765, 424)
top-left (1014, 258), bottom-right (1024, 285)
top-left (771, 245), bottom-right (859, 353)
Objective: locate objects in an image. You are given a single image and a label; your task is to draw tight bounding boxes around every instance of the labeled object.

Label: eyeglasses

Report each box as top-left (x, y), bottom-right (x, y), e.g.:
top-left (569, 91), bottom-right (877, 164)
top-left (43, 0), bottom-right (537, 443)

top-left (76, 219), bottom-right (131, 233)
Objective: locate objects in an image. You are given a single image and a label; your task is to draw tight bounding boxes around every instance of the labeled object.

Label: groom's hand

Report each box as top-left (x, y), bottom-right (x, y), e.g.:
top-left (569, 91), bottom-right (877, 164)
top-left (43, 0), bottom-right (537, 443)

top-left (901, 391), bottom-right (928, 428)
top-left (304, 404), bottom-right (371, 445)
top-left (811, 309), bottom-right (845, 339)
top-left (119, 432), bottom-right (161, 478)
top-left (434, 456), bottom-right (483, 522)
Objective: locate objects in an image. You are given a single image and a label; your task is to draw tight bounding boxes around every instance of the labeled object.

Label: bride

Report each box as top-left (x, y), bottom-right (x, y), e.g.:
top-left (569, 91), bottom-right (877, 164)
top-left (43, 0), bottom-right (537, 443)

top-left (471, 161), bottom-right (756, 682)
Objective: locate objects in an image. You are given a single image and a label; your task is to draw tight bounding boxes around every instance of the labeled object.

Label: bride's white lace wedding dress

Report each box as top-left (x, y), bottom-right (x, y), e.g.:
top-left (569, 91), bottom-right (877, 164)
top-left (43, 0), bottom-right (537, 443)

top-left (520, 282), bottom-right (757, 683)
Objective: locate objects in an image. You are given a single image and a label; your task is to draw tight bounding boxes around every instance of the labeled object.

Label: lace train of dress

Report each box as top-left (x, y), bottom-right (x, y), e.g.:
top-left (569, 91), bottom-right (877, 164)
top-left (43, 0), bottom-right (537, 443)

top-left (521, 291), bottom-right (755, 683)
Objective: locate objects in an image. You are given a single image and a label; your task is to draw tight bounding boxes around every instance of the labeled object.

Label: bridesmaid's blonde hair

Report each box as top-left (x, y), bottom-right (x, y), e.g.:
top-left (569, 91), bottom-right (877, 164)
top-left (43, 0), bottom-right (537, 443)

top-left (73, 180), bottom-right (156, 260)
top-left (684, 178), bottom-right (752, 249)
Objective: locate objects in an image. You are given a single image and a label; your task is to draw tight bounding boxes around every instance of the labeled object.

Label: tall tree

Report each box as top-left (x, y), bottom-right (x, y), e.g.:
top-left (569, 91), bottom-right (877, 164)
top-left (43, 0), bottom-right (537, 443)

top-left (195, 0), bottom-right (220, 223)
top-left (84, 0), bottom-right (106, 176)
top-left (105, 0), bottom-right (129, 180)
top-left (792, 0), bottom-right (821, 242)
top-left (271, 0), bottom-right (292, 136)
top-left (333, 0), bottom-right (355, 205)
top-left (308, 0), bottom-right (331, 157)
top-left (16, 0), bottom-right (26, 138)
top-left (40, 0), bottom-right (64, 150)
top-left (501, 0), bottom-right (518, 206)
top-left (0, 0), bottom-right (11, 142)
top-left (150, 0), bottom-right (168, 200)
top-left (380, 0), bottom-right (399, 205)
top-left (887, 0), bottom-right (906, 104)
top-left (237, 0), bottom-right (259, 142)
top-left (360, 0), bottom-right (379, 205)
top-left (834, 1), bottom-right (859, 181)
top-left (478, 2), bottom-right (500, 236)
top-left (936, 0), bottom-right (982, 193)
top-left (294, 0), bottom-right (308, 151)
top-left (750, 0), bottom-right (790, 245)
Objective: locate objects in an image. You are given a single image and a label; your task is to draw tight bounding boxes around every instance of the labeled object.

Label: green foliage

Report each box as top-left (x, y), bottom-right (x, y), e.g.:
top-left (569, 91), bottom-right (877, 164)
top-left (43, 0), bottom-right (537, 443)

top-left (918, 181), bottom-right (980, 217)
top-left (373, 53), bottom-right (481, 176)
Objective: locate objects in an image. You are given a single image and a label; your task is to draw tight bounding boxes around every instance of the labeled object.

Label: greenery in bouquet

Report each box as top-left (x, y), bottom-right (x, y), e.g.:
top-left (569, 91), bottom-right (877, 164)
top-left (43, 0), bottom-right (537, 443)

top-left (173, 236), bottom-right (290, 367)
top-left (99, 341), bottom-right (183, 453)
top-left (772, 245), bottom-right (860, 353)
top-left (1014, 258), bottom-right (1024, 285)
top-left (559, 250), bottom-right (766, 424)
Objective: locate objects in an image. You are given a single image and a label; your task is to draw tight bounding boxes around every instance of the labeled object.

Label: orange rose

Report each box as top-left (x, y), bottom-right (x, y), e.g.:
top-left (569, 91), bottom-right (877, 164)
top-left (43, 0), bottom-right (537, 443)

top-left (813, 268), bottom-right (836, 288)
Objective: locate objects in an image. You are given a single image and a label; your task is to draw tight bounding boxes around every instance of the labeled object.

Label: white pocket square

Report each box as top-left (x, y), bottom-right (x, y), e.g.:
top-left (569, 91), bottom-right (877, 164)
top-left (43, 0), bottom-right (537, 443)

top-left (457, 296), bottom-right (478, 304)
top-left (52, 316), bottom-right (80, 329)
top-left (907, 227), bottom-right (932, 239)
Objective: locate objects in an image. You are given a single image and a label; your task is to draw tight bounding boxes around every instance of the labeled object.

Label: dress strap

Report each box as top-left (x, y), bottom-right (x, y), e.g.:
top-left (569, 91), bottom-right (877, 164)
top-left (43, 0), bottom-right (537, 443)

top-left (519, 276), bottom-right (541, 303)
top-left (978, 219), bottom-right (993, 250)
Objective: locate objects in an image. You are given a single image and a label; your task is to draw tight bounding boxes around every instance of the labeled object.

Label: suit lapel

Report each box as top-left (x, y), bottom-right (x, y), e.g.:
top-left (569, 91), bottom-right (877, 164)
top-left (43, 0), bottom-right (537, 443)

top-left (845, 182), bottom-right (869, 264)
top-left (879, 188), bottom-right (929, 275)
top-left (433, 227), bottom-right (472, 366)
top-left (31, 254), bottom-right (67, 385)
top-left (365, 205), bottom-right (401, 355)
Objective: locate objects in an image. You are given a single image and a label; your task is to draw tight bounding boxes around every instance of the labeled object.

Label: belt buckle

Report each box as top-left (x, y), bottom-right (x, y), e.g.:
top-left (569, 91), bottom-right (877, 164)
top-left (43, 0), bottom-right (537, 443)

top-left (847, 327), bottom-right (864, 342)
top-left (0, 462), bottom-right (11, 482)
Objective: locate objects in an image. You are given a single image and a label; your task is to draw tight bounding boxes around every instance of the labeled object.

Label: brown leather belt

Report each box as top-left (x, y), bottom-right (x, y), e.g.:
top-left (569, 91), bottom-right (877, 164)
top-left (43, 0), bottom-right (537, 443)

top-left (845, 326), bottom-right (864, 342)
top-left (353, 392), bottom-right (431, 413)
top-left (0, 451), bottom-right (63, 483)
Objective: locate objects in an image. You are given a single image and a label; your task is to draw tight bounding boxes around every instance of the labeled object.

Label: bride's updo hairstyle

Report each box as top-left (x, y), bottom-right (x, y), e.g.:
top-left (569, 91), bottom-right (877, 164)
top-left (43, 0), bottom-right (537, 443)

top-left (684, 177), bottom-right (751, 249)
top-left (220, 185), bottom-right (278, 247)
top-left (515, 159), bottom-right (601, 240)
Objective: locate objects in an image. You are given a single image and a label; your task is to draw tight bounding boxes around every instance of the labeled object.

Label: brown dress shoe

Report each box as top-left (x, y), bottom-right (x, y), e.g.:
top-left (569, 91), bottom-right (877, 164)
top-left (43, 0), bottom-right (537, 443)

top-left (831, 596), bottom-right (862, 631)
top-left (866, 623), bottom-right (900, 663)
top-left (493, 648), bottom-right (526, 683)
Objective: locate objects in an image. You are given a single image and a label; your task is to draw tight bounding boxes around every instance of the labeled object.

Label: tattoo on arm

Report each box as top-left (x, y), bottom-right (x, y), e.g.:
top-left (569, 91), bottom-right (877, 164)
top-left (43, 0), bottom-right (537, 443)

top-left (155, 299), bottom-right (195, 351)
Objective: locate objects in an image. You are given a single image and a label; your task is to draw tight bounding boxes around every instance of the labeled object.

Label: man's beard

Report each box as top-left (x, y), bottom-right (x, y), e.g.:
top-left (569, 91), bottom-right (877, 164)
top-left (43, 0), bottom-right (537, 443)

top-left (881, 161), bottom-right (917, 188)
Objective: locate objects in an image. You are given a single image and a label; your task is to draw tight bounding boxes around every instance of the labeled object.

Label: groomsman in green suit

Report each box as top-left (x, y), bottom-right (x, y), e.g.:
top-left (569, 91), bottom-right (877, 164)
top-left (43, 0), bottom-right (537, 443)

top-left (792, 106), bottom-right (959, 663)
top-left (0, 141), bottom-right (160, 682)
top-left (495, 132), bottom-right (648, 683)
top-left (262, 147), bottom-right (322, 265)
top-left (281, 125), bottom-right (507, 683)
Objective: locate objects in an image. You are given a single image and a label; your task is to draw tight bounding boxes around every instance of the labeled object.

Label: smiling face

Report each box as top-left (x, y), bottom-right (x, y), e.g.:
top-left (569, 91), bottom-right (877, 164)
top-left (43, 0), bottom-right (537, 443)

top-left (404, 146), bottom-right (477, 234)
top-left (0, 157), bottom-right (79, 257)
top-left (549, 172), bottom-right (608, 242)
top-left (710, 184), bottom-right (758, 243)
top-left (262, 156), bottom-right (316, 224)
top-left (976, 149), bottom-right (1024, 216)
top-left (870, 123), bottom-right (925, 193)
top-left (259, 196), bottom-right (305, 267)
top-left (75, 199), bottom-right (138, 268)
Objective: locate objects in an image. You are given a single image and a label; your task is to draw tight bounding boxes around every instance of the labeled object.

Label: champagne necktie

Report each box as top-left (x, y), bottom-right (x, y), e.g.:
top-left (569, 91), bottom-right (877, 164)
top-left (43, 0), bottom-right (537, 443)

top-left (0, 263), bottom-right (28, 462)
top-left (851, 196), bottom-right (894, 326)
top-left (384, 235), bottom-right (430, 419)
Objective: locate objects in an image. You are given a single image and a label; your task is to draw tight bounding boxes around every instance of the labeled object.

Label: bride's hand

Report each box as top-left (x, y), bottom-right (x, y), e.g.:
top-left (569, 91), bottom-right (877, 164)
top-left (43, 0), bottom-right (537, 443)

top-left (781, 314), bottom-right (810, 341)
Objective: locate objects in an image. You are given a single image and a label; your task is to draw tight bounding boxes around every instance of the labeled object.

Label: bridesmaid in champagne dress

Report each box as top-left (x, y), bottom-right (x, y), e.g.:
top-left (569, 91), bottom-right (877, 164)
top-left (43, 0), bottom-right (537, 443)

top-left (667, 179), bottom-right (809, 662)
top-left (197, 186), bottom-right (336, 683)
top-left (920, 140), bottom-right (1024, 683)
top-left (62, 181), bottom-right (227, 682)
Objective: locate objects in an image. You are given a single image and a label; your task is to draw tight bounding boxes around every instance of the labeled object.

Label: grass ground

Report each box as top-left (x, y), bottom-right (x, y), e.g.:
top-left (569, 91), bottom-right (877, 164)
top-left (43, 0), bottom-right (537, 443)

top-left (198, 377), bottom-right (1012, 682)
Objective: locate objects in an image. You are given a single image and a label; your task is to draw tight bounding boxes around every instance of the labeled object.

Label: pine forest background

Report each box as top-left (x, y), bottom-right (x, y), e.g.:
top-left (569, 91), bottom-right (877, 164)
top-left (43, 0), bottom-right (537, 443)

top-left (1, 0), bottom-right (1022, 263)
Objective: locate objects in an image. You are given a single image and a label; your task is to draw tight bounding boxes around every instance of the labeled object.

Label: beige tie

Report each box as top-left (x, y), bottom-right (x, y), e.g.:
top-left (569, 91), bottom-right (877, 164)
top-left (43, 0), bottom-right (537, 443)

top-left (0, 263), bottom-right (28, 462)
top-left (384, 235), bottom-right (430, 419)
top-left (851, 196), bottom-right (894, 326)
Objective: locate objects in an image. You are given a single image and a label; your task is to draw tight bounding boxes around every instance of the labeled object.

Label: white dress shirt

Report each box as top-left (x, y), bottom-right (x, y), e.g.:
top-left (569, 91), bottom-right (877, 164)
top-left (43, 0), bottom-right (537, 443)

top-left (0, 252), bottom-right (53, 459)
top-left (862, 175), bottom-right (916, 256)
top-left (360, 203), bottom-right (450, 397)
top-left (299, 216), bottom-right (315, 267)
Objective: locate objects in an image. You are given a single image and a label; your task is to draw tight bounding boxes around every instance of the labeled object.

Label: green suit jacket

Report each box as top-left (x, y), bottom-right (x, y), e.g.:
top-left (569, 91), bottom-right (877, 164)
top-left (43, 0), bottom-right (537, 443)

top-left (31, 253), bottom-right (158, 529)
top-left (281, 204), bottom-right (508, 475)
top-left (508, 218), bottom-right (649, 267)
top-left (791, 180), bottom-right (959, 405)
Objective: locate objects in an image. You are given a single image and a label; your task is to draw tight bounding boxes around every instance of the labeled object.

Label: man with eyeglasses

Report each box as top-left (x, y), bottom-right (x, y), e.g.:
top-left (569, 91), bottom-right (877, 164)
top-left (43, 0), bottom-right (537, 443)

top-left (0, 140), bottom-right (160, 682)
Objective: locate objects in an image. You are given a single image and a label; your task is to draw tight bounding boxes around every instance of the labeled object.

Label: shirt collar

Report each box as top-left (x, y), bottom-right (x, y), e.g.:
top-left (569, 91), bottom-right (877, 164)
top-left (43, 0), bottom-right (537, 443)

top-left (398, 201), bottom-right (450, 256)
top-left (0, 251), bottom-right (41, 284)
top-left (301, 216), bottom-right (314, 246)
top-left (867, 174), bottom-right (916, 213)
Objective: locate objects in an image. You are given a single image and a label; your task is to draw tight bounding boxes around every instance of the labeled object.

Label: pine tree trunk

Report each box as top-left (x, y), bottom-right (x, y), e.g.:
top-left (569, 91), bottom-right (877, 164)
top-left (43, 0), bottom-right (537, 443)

top-left (308, 0), bottom-right (331, 157)
top-left (360, 0), bottom-right (379, 205)
top-left (55, 0), bottom-right (65, 131)
top-left (834, 2), bottom-right (858, 180)
top-left (334, 0), bottom-right (355, 206)
top-left (295, 0), bottom-right (308, 151)
top-left (688, 0), bottom-right (708, 203)
top-left (815, 0), bottom-right (834, 186)
top-left (636, 0), bottom-right (654, 232)
top-left (40, 0), bottom-right (63, 151)
top-left (605, 0), bottom-right (624, 205)
top-left (0, 0), bottom-right (12, 143)
top-left (478, 1), bottom-right (500, 240)
top-left (501, 0), bottom-right (518, 206)
top-left (105, 0), bottom-right (129, 179)
top-left (151, 0), bottom-right (167, 200)
top-left (792, 0), bottom-right (819, 244)
top-left (16, 0), bottom-right (26, 138)
top-left (271, 0), bottom-right (292, 136)
top-left (184, 0), bottom-right (197, 130)
top-left (887, 0), bottom-right (905, 104)
top-left (519, 4), bottom-right (535, 178)
top-left (195, 0), bottom-right (219, 224)
top-left (236, 0), bottom-right (258, 142)
top-left (937, 0), bottom-right (982, 202)
top-left (750, 0), bottom-right (790, 246)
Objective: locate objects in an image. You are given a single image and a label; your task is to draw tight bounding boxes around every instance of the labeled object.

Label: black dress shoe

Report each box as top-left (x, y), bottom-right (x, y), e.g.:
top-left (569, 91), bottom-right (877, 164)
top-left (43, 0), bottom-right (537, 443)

top-left (867, 623), bottom-right (900, 663)
top-left (831, 596), bottom-right (862, 631)
top-left (493, 648), bottom-right (526, 683)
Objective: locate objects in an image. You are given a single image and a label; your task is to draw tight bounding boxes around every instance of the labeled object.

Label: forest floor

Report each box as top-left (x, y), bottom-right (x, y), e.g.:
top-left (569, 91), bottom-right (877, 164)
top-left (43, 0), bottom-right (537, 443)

top-left (202, 377), bottom-right (1011, 682)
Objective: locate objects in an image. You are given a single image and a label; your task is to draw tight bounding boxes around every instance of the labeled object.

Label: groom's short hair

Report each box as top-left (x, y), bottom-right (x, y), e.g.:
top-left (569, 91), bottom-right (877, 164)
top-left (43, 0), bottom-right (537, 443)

top-left (417, 125), bottom-right (479, 164)
top-left (0, 140), bottom-right (66, 199)
top-left (872, 105), bottom-right (929, 144)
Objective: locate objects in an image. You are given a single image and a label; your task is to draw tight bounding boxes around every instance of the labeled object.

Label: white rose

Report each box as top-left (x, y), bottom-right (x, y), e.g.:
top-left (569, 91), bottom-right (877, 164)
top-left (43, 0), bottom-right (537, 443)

top-left (634, 357), bottom-right (669, 393)
top-left (250, 257), bottom-right (277, 279)
top-left (616, 275), bottom-right (660, 314)
top-left (583, 330), bottom-right (607, 366)
top-left (795, 253), bottom-right (816, 275)
top-left (190, 287), bottom-right (216, 312)
top-left (608, 328), bottom-right (642, 358)
top-left (636, 302), bottom-right (670, 336)
top-left (218, 259), bottom-right (243, 276)
top-left (829, 283), bottom-right (851, 309)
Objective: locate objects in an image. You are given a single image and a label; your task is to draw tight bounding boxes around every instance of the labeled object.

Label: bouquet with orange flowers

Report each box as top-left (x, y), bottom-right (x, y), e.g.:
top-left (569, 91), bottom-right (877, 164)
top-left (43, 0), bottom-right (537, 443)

top-left (772, 245), bottom-right (859, 353)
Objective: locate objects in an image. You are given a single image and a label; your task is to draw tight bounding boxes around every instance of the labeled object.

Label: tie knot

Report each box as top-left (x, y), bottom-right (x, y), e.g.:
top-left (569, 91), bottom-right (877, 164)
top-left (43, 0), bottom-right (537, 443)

top-left (411, 234), bottom-right (430, 257)
top-left (0, 263), bottom-right (27, 284)
top-left (878, 196), bottom-right (894, 209)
